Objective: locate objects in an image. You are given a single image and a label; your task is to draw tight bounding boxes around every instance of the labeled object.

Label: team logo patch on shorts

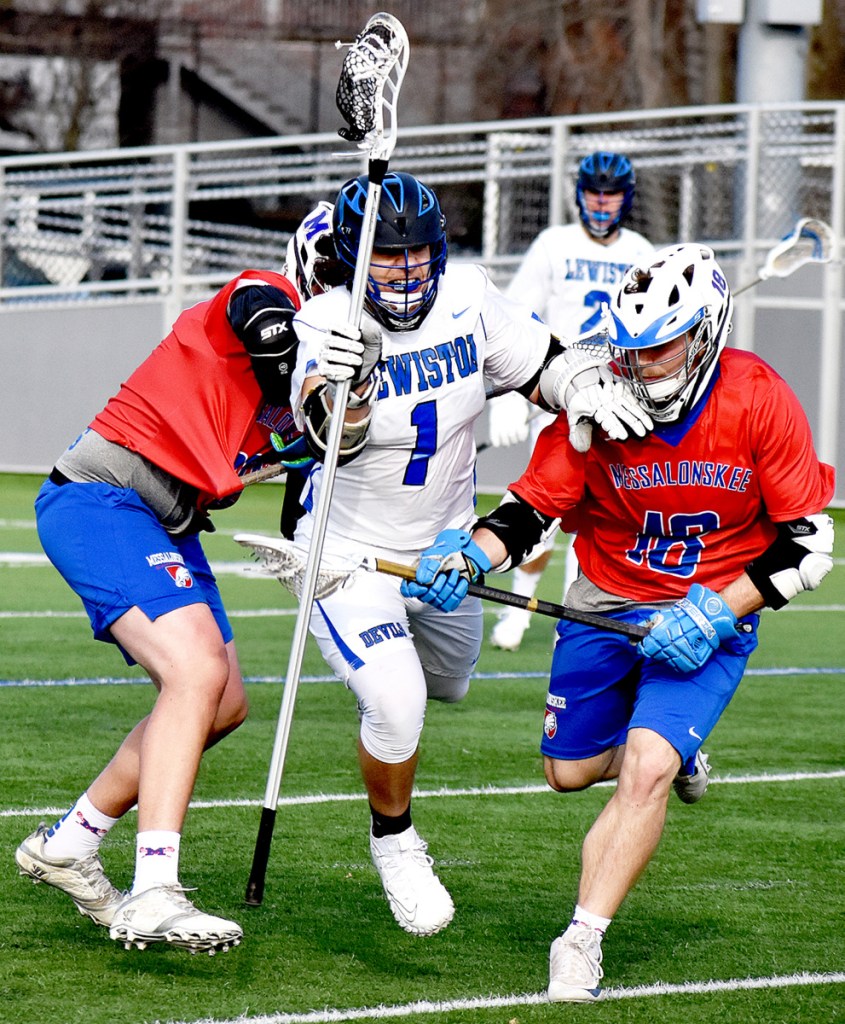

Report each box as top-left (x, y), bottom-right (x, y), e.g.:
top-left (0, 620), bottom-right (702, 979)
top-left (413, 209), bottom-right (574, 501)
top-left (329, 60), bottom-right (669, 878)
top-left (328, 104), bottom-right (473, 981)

top-left (165, 564), bottom-right (194, 588)
top-left (544, 709), bottom-right (558, 739)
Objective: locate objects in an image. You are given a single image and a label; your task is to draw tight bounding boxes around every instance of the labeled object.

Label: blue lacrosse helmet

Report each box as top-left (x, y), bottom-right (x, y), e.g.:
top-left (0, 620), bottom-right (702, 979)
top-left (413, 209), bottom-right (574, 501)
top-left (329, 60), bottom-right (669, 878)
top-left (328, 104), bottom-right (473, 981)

top-left (332, 171), bottom-right (448, 332)
top-left (576, 151), bottom-right (637, 240)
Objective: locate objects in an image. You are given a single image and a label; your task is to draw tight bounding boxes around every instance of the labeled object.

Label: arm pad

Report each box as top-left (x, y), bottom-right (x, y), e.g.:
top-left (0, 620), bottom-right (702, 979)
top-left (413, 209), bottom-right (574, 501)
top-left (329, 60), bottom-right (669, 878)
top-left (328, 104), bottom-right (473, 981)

top-left (746, 513), bottom-right (835, 610)
top-left (228, 285), bottom-right (299, 405)
top-left (301, 383), bottom-right (372, 466)
top-left (473, 492), bottom-right (558, 571)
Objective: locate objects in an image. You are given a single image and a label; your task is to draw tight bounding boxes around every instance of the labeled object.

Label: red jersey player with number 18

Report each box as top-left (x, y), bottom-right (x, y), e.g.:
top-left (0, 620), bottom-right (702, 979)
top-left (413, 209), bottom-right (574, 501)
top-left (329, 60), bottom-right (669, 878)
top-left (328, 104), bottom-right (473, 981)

top-left (403, 243), bottom-right (835, 1001)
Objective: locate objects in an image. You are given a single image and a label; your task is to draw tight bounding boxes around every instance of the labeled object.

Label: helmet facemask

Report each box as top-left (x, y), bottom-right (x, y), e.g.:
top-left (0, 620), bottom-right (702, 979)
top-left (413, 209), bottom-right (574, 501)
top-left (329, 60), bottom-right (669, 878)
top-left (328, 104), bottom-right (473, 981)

top-left (333, 171), bottom-right (448, 332)
top-left (613, 314), bottom-right (715, 422)
top-left (607, 245), bottom-right (733, 424)
top-left (576, 152), bottom-right (636, 240)
top-left (365, 242), bottom-right (445, 332)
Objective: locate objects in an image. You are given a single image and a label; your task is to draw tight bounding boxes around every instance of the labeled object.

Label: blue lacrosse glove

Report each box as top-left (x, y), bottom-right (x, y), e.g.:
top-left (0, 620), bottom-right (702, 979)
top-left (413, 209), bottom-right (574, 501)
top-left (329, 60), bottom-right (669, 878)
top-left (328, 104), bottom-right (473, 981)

top-left (400, 529), bottom-right (492, 612)
top-left (637, 583), bottom-right (738, 674)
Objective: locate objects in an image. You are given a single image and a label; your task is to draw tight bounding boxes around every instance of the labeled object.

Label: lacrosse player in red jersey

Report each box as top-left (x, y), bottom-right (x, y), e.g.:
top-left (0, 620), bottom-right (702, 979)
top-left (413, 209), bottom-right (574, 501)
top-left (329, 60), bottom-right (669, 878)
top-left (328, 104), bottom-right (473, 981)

top-left (13, 222), bottom-right (343, 953)
top-left (487, 152), bottom-right (655, 652)
top-left (404, 243), bottom-right (834, 997)
top-left (288, 170), bottom-right (653, 937)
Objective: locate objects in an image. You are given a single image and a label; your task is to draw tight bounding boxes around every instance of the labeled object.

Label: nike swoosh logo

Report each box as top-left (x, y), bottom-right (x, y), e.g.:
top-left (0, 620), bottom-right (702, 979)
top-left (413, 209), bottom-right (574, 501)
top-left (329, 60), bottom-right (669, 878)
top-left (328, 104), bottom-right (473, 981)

top-left (689, 726), bottom-right (702, 740)
top-left (452, 306), bottom-right (470, 319)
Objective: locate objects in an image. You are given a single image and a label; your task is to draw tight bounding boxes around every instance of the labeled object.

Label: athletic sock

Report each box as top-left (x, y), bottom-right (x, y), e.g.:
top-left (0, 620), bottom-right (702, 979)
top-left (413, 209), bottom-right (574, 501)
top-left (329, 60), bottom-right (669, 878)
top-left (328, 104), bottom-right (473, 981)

top-left (567, 903), bottom-right (612, 937)
top-left (370, 803), bottom-right (413, 838)
top-left (42, 791), bottom-right (119, 859)
top-left (131, 830), bottom-right (181, 895)
top-left (512, 565), bottom-right (541, 600)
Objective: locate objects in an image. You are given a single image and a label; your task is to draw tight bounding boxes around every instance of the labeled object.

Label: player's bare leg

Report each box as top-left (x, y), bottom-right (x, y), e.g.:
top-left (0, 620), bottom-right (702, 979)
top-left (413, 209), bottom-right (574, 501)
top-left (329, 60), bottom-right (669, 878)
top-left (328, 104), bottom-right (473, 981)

top-left (103, 605), bottom-right (245, 953)
top-left (545, 730), bottom-right (676, 1001)
top-left (573, 728), bottom-right (678, 919)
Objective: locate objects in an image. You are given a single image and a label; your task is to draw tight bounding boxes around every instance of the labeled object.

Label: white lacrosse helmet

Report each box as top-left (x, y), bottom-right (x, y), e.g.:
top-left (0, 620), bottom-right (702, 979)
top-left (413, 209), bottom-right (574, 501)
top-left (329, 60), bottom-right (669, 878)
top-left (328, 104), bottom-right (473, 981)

top-left (283, 201), bottom-right (347, 302)
top-left (606, 243), bottom-right (733, 424)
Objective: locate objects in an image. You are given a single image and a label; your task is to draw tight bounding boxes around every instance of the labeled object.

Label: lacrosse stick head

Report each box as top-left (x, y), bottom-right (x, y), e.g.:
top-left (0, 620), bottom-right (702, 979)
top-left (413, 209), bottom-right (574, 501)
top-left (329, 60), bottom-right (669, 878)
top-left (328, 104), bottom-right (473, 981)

top-left (758, 217), bottom-right (835, 281)
top-left (336, 12), bottom-right (409, 161)
top-left (234, 533), bottom-right (355, 599)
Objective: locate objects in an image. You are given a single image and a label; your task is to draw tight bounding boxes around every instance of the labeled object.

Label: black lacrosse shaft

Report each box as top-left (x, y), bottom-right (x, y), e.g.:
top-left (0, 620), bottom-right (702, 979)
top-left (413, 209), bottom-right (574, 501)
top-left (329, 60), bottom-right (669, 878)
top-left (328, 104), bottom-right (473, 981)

top-left (375, 560), bottom-right (649, 639)
top-left (245, 806), bottom-right (277, 906)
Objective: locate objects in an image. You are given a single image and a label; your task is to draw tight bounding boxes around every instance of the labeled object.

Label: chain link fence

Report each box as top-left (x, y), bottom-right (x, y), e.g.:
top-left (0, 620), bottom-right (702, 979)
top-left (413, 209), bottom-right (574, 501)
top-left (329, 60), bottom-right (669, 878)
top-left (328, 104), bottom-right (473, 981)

top-left (0, 102), bottom-right (843, 497)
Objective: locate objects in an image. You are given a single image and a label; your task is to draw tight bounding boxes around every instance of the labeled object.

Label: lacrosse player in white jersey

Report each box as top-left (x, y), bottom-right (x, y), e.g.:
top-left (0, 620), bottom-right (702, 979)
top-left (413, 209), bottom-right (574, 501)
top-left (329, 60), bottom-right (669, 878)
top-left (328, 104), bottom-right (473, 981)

top-left (487, 152), bottom-right (655, 652)
top-left (289, 170), bottom-right (652, 937)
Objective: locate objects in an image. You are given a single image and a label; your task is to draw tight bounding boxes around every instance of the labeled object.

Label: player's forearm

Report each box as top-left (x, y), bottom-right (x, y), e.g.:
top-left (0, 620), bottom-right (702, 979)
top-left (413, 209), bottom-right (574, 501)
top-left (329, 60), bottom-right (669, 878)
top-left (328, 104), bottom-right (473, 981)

top-left (717, 572), bottom-right (767, 618)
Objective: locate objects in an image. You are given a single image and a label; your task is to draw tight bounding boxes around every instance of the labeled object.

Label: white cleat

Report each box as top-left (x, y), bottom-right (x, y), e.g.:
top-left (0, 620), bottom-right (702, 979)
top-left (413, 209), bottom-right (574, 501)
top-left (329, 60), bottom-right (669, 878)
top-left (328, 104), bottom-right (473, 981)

top-left (370, 826), bottom-right (454, 937)
top-left (108, 885), bottom-right (242, 954)
top-left (490, 607), bottom-right (531, 651)
top-left (15, 823), bottom-right (126, 927)
top-left (673, 749), bottom-right (712, 804)
top-left (548, 926), bottom-right (604, 1002)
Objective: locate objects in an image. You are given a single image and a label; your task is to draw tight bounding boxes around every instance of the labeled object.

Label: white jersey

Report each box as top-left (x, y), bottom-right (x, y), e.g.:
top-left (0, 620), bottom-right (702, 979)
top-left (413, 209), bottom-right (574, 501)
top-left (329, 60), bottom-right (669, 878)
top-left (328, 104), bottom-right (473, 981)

top-left (506, 223), bottom-right (655, 339)
top-left (292, 262), bottom-right (550, 560)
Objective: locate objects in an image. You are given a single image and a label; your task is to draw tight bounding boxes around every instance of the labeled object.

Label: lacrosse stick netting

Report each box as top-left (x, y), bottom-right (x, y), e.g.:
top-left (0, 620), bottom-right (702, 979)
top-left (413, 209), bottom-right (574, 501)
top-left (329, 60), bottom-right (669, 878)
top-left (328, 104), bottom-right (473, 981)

top-left (335, 13), bottom-right (409, 158)
top-left (235, 534), bottom-right (649, 640)
top-left (735, 218), bottom-right (835, 295)
top-left (234, 533), bottom-right (356, 599)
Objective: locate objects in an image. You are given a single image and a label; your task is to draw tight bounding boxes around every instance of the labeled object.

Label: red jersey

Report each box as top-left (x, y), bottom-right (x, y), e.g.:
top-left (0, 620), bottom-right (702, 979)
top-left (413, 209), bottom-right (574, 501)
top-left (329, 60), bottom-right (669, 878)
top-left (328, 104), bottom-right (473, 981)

top-left (91, 270), bottom-right (300, 504)
top-left (511, 348), bottom-right (835, 602)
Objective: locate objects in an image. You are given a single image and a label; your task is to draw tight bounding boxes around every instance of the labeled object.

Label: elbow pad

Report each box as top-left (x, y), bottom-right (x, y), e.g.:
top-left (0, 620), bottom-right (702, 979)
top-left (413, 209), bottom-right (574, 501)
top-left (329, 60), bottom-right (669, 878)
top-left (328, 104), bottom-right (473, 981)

top-left (301, 383), bottom-right (372, 466)
top-left (228, 285), bottom-right (299, 405)
top-left (746, 513), bottom-right (835, 609)
top-left (473, 492), bottom-right (558, 571)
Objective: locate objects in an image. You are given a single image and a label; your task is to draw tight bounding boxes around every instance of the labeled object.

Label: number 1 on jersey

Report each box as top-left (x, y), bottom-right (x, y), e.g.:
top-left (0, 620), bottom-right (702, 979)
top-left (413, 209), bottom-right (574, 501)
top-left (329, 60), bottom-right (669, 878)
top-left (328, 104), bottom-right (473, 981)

top-left (403, 399), bottom-right (438, 486)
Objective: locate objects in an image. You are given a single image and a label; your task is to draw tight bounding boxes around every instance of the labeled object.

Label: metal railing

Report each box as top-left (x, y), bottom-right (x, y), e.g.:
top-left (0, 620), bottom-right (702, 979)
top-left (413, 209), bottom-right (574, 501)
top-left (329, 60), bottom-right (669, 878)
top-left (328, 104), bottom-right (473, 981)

top-left (0, 101), bottom-right (842, 496)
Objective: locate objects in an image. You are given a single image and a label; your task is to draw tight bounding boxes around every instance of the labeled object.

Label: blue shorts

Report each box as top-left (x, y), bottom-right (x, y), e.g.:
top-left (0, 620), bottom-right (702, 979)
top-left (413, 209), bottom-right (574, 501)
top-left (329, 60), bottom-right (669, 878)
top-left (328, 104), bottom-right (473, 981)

top-left (540, 609), bottom-right (759, 764)
top-left (35, 479), bottom-right (232, 665)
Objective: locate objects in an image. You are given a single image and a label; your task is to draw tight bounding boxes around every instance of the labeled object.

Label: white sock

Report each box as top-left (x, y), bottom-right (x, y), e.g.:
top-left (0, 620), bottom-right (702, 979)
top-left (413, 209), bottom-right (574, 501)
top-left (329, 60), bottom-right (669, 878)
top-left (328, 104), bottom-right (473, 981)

top-left (42, 792), bottom-right (119, 859)
top-left (512, 565), bottom-right (541, 600)
top-left (131, 830), bottom-right (181, 895)
top-left (568, 904), bottom-right (612, 936)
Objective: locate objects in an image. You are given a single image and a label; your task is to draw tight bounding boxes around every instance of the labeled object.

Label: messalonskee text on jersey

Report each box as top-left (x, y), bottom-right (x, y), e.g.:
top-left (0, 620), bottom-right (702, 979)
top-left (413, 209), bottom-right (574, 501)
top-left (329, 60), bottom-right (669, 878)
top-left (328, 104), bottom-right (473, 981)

top-left (610, 461), bottom-right (753, 492)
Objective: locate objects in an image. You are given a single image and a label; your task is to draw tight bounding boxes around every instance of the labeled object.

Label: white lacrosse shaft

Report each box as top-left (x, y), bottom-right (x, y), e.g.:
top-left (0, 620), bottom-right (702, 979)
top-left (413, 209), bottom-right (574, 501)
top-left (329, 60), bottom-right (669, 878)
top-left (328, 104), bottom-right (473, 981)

top-left (734, 218), bottom-right (834, 296)
top-left (245, 13), bottom-right (409, 907)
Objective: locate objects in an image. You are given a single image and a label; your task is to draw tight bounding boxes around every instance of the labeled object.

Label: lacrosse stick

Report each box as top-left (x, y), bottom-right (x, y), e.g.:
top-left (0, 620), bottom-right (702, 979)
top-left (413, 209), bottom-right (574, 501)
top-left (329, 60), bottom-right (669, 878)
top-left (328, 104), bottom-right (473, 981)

top-left (244, 13), bottom-right (409, 908)
top-left (234, 533), bottom-right (649, 640)
top-left (734, 218), bottom-right (835, 296)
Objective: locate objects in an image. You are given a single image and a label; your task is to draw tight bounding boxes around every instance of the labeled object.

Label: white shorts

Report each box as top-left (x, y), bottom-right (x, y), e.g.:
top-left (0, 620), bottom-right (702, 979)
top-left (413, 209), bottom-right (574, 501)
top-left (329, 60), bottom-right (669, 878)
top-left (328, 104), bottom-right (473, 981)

top-left (309, 568), bottom-right (483, 763)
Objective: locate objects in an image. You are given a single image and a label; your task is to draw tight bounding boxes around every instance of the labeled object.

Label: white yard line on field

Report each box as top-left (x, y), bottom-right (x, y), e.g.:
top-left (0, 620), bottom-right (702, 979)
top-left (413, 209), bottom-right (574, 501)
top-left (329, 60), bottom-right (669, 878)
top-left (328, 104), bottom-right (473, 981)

top-left (3, 768), bottom-right (844, 820)
top-left (160, 971), bottom-right (845, 1024)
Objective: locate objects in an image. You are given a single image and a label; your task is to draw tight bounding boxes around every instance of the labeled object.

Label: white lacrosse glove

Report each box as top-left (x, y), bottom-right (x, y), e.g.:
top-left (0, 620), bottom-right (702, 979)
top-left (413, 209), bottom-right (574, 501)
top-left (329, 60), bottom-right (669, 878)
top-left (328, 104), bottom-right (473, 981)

top-left (540, 348), bottom-right (653, 453)
top-left (488, 391), bottom-right (531, 447)
top-left (317, 317), bottom-right (382, 385)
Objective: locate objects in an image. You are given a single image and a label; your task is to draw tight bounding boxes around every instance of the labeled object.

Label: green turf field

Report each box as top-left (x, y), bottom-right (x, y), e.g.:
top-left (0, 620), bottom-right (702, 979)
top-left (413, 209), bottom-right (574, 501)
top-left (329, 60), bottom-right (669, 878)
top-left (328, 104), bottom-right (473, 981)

top-left (1, 473), bottom-right (843, 1024)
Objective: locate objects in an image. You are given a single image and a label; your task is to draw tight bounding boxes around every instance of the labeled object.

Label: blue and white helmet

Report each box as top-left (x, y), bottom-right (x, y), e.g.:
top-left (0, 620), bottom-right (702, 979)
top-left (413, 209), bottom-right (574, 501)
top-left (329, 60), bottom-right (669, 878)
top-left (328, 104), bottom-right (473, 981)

top-left (332, 171), bottom-right (448, 332)
top-left (606, 244), bottom-right (733, 424)
top-left (283, 201), bottom-right (348, 302)
top-left (576, 151), bottom-right (637, 239)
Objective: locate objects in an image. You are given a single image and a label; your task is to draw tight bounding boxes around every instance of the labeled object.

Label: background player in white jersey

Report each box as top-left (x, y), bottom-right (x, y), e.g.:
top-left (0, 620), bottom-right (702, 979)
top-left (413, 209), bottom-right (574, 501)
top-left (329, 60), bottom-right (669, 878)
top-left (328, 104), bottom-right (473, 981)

top-left (289, 170), bottom-right (652, 938)
top-left (487, 152), bottom-right (656, 651)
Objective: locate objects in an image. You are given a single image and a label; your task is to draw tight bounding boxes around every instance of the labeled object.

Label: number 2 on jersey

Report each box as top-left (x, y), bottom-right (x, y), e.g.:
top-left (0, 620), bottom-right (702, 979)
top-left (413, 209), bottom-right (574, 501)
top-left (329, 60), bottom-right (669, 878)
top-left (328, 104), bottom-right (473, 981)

top-left (581, 289), bottom-right (611, 333)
